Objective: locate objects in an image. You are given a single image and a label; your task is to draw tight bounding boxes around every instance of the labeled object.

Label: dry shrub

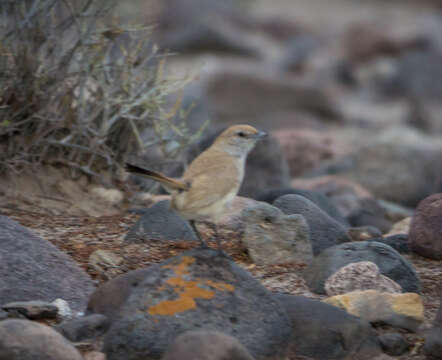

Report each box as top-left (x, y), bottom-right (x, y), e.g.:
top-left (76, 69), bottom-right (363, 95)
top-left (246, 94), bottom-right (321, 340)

top-left (0, 0), bottom-right (203, 181)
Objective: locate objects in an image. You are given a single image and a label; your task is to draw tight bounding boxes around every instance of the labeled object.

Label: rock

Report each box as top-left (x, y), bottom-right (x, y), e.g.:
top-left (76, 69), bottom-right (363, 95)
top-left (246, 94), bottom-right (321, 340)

top-left (124, 200), bottom-right (198, 243)
top-left (0, 309), bottom-right (8, 321)
top-left (347, 226), bottom-right (383, 242)
top-left (204, 62), bottom-right (341, 130)
top-left (87, 268), bottom-right (149, 322)
top-left (324, 261), bottom-right (402, 296)
top-left (0, 319), bottom-right (83, 360)
top-left (423, 293), bottom-right (442, 358)
top-left (52, 299), bottom-right (73, 320)
top-left (306, 127), bottom-right (442, 207)
top-left (2, 301), bottom-right (58, 320)
top-left (0, 216), bottom-right (94, 312)
top-left (88, 249), bottom-right (124, 280)
top-left (275, 294), bottom-right (382, 360)
top-left (55, 314), bottom-right (110, 342)
top-left (256, 187), bottom-right (349, 226)
top-left (155, 0), bottom-right (259, 57)
top-left (424, 326), bottom-right (442, 359)
top-left (279, 35), bottom-right (318, 72)
top-left (368, 234), bottom-right (410, 254)
top-left (161, 331), bottom-right (255, 360)
top-left (241, 202), bottom-right (312, 266)
top-left (271, 128), bottom-right (337, 177)
top-left (291, 175), bottom-right (372, 218)
top-left (378, 200), bottom-right (413, 223)
top-left (274, 194), bottom-right (350, 255)
top-left (409, 193), bottom-right (442, 260)
top-left (347, 198), bottom-right (393, 234)
top-left (103, 249), bottom-right (292, 360)
top-left (324, 290), bottom-right (424, 332)
top-left (386, 217), bottom-right (411, 236)
top-left (304, 241), bottom-right (421, 294)
top-left (378, 333), bottom-right (410, 356)
top-left (84, 352), bottom-right (106, 360)
top-left (185, 127), bottom-right (291, 199)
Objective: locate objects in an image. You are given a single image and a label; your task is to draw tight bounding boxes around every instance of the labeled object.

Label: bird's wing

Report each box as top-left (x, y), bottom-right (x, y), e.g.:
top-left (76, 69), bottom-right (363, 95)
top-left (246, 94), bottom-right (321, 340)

top-left (180, 151), bottom-right (241, 210)
top-left (125, 163), bottom-right (189, 191)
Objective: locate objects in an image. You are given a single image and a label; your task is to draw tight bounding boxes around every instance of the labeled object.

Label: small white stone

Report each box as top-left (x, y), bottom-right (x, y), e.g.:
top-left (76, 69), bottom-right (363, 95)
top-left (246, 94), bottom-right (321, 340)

top-left (52, 299), bottom-right (73, 320)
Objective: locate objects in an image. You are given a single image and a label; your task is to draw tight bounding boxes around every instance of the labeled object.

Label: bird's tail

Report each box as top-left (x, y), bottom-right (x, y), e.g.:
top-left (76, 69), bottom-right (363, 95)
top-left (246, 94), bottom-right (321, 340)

top-left (125, 163), bottom-right (189, 192)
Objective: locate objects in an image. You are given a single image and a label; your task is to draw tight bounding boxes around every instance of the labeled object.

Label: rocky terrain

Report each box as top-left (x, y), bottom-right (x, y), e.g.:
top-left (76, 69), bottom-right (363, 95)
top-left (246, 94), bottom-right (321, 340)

top-left (0, 0), bottom-right (441, 359)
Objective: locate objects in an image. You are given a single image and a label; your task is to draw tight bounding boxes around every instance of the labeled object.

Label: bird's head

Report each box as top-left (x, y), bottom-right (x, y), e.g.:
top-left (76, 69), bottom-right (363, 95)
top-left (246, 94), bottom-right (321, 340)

top-left (214, 125), bottom-right (267, 157)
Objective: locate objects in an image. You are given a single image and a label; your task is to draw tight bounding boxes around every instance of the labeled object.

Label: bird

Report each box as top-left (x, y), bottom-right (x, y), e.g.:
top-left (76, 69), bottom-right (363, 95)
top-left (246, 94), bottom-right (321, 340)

top-left (126, 124), bottom-right (267, 254)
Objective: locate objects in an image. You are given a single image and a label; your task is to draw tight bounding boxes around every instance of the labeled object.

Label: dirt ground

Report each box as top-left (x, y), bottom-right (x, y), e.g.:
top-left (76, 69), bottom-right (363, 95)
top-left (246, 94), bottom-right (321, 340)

top-left (1, 198), bottom-right (440, 360)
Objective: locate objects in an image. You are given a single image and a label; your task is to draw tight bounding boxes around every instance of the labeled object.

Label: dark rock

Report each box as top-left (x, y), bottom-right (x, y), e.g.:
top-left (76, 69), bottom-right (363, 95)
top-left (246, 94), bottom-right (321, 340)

top-left (274, 194), bottom-right (351, 255)
top-left (103, 248), bottom-right (292, 360)
top-left (87, 268), bottom-right (149, 322)
top-left (367, 234), bottom-right (410, 254)
top-left (0, 310), bottom-right (8, 321)
top-left (184, 127), bottom-right (291, 199)
top-left (347, 198), bottom-right (392, 233)
top-left (241, 202), bottom-right (312, 265)
top-left (0, 216), bottom-right (94, 312)
top-left (279, 35), bottom-right (318, 72)
top-left (161, 331), bottom-right (255, 360)
top-left (155, 0), bottom-right (259, 57)
top-left (409, 193), bottom-right (442, 260)
top-left (2, 301), bottom-right (58, 320)
top-left (0, 319), bottom-right (83, 360)
top-left (256, 187), bottom-right (349, 226)
top-left (303, 241), bottom-right (421, 295)
top-left (125, 200), bottom-right (198, 243)
top-left (424, 326), bottom-right (442, 359)
top-left (306, 128), bottom-right (442, 207)
top-left (55, 314), bottom-right (110, 342)
top-left (274, 294), bottom-right (382, 360)
top-left (423, 293), bottom-right (442, 358)
top-left (378, 333), bottom-right (409, 356)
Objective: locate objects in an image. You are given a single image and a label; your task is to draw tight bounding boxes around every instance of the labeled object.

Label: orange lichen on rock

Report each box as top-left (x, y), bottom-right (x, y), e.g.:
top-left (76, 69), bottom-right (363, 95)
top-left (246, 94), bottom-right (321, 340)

top-left (147, 256), bottom-right (235, 316)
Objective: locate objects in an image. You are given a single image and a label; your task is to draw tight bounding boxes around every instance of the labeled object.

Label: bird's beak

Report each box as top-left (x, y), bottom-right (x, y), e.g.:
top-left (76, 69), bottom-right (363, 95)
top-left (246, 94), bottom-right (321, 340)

top-left (256, 130), bottom-right (267, 139)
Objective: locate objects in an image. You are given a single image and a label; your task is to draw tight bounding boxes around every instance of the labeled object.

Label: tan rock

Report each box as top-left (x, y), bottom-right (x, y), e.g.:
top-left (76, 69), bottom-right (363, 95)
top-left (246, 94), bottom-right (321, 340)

top-left (324, 290), bottom-right (424, 331)
top-left (386, 217), bottom-right (411, 236)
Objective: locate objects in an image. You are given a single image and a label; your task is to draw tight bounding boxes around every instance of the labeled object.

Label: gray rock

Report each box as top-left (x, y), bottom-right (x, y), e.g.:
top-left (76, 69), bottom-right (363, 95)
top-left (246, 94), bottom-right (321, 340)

top-left (0, 216), bottom-right (94, 312)
top-left (2, 301), bottom-right (58, 320)
top-left (155, 0), bottom-right (259, 57)
top-left (256, 188), bottom-right (349, 226)
top-left (367, 234), bottom-right (410, 254)
top-left (424, 326), bottom-right (442, 359)
top-left (125, 200), bottom-right (198, 243)
top-left (378, 333), bottom-right (409, 356)
top-left (347, 198), bottom-right (392, 233)
top-left (161, 331), bottom-right (255, 360)
top-left (274, 194), bottom-right (351, 255)
top-left (303, 241), bottom-right (421, 295)
top-left (55, 314), bottom-right (109, 342)
top-left (87, 268), bottom-right (149, 322)
top-left (275, 294), bottom-right (382, 360)
top-left (184, 128), bottom-right (291, 199)
top-left (306, 127), bottom-right (442, 206)
top-left (103, 248), bottom-right (292, 360)
top-left (424, 295), bottom-right (442, 359)
top-left (241, 202), bottom-right (312, 266)
top-left (0, 319), bottom-right (83, 360)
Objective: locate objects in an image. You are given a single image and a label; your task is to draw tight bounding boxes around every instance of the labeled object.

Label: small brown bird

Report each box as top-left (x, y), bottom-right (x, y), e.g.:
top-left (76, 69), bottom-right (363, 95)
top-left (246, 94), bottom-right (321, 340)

top-left (126, 124), bottom-right (267, 253)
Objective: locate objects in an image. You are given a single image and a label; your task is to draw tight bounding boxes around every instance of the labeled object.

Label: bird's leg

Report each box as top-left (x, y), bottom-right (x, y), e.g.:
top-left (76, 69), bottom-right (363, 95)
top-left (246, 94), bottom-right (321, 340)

top-left (189, 220), bottom-right (208, 248)
top-left (207, 222), bottom-right (228, 257)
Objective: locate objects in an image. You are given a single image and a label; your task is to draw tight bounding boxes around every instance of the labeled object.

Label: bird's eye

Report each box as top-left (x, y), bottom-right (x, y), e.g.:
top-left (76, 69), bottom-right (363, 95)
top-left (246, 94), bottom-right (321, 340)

top-left (237, 132), bottom-right (246, 137)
